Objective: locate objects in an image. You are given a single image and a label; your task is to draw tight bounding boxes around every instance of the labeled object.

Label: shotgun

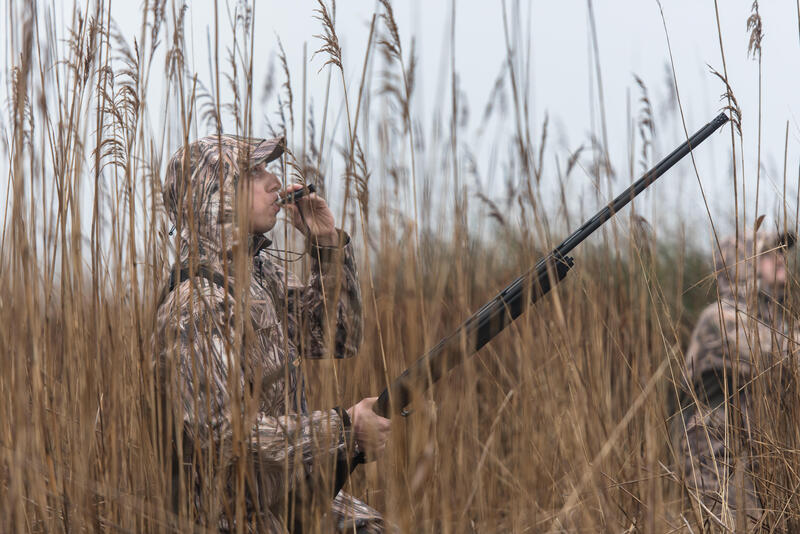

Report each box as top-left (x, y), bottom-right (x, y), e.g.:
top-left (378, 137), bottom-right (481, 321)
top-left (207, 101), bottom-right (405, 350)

top-left (373, 112), bottom-right (729, 417)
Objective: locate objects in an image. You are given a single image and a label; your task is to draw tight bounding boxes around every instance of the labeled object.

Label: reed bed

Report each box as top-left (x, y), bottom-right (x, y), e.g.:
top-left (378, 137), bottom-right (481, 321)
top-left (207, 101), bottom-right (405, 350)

top-left (2, 1), bottom-right (799, 532)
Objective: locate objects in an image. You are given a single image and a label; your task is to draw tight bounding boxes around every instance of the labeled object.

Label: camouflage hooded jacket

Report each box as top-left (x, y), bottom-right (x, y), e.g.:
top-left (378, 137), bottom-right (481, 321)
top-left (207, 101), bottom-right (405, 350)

top-left (154, 135), bottom-right (363, 528)
top-left (683, 231), bottom-right (793, 405)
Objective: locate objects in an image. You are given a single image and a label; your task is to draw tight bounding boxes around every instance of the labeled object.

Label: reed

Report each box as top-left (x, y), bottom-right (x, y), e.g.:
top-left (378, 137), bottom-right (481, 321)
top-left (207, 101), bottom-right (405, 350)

top-left (2, 1), bottom-right (799, 532)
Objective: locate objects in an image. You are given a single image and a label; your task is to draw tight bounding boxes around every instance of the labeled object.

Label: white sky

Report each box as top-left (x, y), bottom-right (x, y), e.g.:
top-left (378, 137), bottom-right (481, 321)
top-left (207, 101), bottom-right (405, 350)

top-left (5, 1), bottom-right (800, 246)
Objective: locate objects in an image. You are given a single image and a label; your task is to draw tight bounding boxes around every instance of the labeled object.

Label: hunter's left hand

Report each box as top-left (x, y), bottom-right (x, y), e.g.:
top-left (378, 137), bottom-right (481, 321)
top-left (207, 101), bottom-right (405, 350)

top-left (282, 183), bottom-right (338, 246)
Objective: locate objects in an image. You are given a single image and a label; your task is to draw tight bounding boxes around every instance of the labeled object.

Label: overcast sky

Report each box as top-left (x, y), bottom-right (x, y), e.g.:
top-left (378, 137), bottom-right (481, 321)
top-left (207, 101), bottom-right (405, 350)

top-left (6, 1), bottom-right (800, 244)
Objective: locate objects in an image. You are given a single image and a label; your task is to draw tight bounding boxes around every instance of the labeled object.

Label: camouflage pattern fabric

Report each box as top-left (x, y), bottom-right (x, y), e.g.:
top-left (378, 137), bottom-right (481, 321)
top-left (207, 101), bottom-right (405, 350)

top-left (154, 135), bottom-right (382, 532)
top-left (679, 230), bottom-right (793, 530)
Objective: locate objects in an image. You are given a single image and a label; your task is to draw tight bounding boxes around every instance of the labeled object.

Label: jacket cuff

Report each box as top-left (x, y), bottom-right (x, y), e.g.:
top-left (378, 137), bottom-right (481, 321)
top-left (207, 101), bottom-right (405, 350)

top-left (307, 229), bottom-right (350, 263)
top-left (332, 406), bottom-right (365, 463)
top-left (332, 406), bottom-right (352, 448)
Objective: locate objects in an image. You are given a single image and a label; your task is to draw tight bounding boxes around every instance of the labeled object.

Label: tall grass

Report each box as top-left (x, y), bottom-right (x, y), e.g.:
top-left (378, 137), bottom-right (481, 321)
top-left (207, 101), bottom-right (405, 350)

top-left (2, 0), bottom-right (799, 532)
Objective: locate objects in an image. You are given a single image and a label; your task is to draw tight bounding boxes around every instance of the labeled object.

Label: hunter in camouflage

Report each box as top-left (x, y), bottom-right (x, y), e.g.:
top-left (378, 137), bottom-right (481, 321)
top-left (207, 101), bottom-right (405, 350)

top-left (154, 134), bottom-right (391, 532)
top-left (679, 228), bottom-right (795, 530)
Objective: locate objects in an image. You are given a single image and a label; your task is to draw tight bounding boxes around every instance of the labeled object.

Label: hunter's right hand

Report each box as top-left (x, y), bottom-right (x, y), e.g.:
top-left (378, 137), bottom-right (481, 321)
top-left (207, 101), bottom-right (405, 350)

top-left (347, 397), bottom-right (391, 459)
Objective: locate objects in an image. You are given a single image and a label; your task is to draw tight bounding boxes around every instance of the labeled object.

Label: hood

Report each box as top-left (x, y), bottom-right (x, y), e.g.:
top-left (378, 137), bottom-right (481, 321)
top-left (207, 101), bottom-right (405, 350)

top-left (163, 135), bottom-right (284, 263)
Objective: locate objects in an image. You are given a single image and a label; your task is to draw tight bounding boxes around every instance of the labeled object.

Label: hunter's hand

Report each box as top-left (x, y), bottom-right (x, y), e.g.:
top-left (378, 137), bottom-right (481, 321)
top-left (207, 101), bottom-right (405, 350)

top-left (282, 183), bottom-right (338, 246)
top-left (347, 397), bottom-right (391, 460)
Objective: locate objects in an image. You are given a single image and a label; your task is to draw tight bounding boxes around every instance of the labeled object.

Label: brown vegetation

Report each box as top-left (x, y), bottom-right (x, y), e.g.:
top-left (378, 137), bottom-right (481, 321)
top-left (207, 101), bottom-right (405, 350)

top-left (2, 0), bottom-right (798, 532)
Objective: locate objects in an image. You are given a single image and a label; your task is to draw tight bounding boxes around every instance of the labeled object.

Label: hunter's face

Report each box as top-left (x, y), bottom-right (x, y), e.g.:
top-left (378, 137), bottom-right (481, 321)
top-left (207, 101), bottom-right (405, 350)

top-left (758, 249), bottom-right (788, 296)
top-left (247, 163), bottom-right (281, 234)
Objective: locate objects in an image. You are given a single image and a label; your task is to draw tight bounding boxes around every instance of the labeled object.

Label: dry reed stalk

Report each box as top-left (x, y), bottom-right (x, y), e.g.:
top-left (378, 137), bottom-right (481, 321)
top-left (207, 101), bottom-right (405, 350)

top-left (4, 1), bottom-right (800, 532)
